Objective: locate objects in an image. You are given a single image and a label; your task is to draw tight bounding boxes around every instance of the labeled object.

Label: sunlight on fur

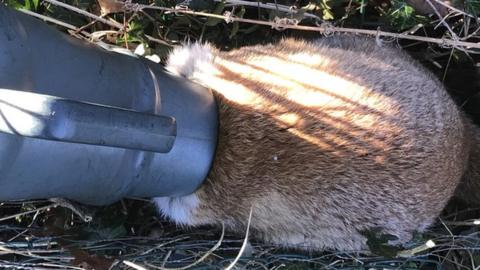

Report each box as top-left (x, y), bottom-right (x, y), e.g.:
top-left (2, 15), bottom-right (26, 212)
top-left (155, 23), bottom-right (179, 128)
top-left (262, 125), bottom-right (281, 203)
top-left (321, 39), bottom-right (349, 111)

top-left (193, 53), bottom-right (401, 155)
top-left (240, 55), bottom-right (397, 111)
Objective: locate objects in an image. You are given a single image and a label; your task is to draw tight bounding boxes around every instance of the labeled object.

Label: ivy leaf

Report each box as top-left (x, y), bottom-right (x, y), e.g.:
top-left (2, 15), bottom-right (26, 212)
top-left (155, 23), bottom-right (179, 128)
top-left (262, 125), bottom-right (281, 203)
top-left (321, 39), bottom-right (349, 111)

top-left (320, 0), bottom-right (334, 20)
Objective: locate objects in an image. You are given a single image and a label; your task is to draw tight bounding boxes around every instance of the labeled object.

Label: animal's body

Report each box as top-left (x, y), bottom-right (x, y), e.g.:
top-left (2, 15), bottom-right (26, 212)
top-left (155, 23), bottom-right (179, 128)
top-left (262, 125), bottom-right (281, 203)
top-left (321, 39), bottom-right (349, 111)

top-left (155, 35), bottom-right (480, 251)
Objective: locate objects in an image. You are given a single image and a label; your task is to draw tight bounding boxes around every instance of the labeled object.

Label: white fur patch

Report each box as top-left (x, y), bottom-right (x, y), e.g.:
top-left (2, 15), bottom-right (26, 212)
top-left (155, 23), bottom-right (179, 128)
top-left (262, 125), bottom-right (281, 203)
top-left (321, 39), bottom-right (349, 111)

top-left (154, 193), bottom-right (200, 225)
top-left (166, 43), bottom-right (216, 79)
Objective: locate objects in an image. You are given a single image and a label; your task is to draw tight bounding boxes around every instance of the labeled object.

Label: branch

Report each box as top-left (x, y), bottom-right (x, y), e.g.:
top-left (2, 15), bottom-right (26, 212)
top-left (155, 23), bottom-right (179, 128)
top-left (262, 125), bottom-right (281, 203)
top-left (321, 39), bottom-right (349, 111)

top-left (19, 8), bottom-right (92, 37)
top-left (432, 0), bottom-right (476, 19)
top-left (216, 0), bottom-right (321, 21)
top-left (129, 4), bottom-right (480, 50)
top-left (42, 0), bottom-right (124, 29)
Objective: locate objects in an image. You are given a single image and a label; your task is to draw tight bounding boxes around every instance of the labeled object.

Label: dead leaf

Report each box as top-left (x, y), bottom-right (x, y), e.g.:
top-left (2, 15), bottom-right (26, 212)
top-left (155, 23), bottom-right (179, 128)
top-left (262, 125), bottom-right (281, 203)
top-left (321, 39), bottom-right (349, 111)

top-left (71, 248), bottom-right (115, 270)
top-left (97, 0), bottom-right (125, 15)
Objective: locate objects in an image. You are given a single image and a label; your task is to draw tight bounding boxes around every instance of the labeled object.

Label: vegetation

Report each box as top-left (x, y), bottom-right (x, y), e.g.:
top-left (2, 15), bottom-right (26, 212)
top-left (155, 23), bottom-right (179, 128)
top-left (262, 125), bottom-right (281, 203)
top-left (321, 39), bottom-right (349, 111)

top-left (1, 0), bottom-right (480, 269)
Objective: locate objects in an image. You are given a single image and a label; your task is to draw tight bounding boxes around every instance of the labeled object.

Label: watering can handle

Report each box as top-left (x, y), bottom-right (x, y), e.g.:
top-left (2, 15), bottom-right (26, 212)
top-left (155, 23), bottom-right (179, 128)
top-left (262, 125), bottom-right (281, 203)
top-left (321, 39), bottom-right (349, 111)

top-left (0, 88), bottom-right (176, 153)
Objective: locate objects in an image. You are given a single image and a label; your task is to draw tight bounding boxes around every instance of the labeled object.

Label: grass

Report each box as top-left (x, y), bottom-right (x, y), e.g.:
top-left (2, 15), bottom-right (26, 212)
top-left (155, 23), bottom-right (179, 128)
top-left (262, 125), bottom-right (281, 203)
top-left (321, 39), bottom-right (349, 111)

top-left (0, 199), bottom-right (479, 269)
top-left (1, 0), bottom-right (480, 269)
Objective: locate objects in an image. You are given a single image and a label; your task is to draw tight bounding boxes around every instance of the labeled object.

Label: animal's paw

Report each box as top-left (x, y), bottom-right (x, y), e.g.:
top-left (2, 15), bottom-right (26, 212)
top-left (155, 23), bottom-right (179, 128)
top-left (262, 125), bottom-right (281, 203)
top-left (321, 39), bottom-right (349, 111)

top-left (154, 193), bottom-right (200, 225)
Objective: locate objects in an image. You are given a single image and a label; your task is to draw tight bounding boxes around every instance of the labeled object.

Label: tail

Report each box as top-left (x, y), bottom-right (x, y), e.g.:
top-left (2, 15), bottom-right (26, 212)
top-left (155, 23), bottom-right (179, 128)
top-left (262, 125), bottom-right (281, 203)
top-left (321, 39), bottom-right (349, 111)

top-left (455, 119), bottom-right (480, 205)
top-left (165, 43), bottom-right (217, 81)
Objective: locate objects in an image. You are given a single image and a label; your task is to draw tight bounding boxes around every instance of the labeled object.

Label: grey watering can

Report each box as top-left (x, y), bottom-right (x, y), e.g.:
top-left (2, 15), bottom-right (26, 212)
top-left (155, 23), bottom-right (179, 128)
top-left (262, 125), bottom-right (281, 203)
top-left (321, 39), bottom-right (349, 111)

top-left (0, 4), bottom-right (218, 205)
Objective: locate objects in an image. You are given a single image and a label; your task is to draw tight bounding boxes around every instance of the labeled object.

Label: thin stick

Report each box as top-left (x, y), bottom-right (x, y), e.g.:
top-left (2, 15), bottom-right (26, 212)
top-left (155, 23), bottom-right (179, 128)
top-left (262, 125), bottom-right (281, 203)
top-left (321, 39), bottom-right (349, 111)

top-left (18, 8), bottom-right (92, 37)
top-left (149, 224), bottom-right (225, 270)
top-left (123, 260), bottom-right (148, 270)
top-left (0, 245), bottom-right (73, 261)
top-left (426, 0), bottom-right (457, 38)
top-left (0, 261), bottom-right (83, 270)
top-left (2, 241), bottom-right (58, 249)
top-left (433, 0), bottom-right (476, 19)
top-left (224, 207), bottom-right (253, 270)
top-left (49, 198), bottom-right (92, 222)
top-left (73, 14), bottom-right (108, 35)
top-left (42, 0), bottom-right (124, 29)
top-left (145, 34), bottom-right (178, 47)
top-left (397, 240), bottom-right (436, 258)
top-left (216, 0), bottom-right (320, 20)
top-left (139, 236), bottom-right (190, 256)
top-left (0, 204), bottom-right (56, 222)
top-left (443, 219), bottom-right (480, 226)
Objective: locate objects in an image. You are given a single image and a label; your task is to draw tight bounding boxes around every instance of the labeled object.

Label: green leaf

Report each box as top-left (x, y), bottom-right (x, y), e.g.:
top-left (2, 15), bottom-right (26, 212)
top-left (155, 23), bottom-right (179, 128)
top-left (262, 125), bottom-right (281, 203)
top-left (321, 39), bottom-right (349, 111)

top-left (320, 0), bottom-right (334, 20)
top-left (387, 0), bottom-right (427, 31)
top-left (6, 0), bottom-right (36, 11)
top-left (31, 0), bottom-right (39, 10)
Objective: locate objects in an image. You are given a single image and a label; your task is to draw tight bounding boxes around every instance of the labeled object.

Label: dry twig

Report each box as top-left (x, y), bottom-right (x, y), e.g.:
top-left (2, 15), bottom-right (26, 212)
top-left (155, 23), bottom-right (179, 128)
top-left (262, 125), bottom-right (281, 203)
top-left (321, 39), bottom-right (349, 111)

top-left (127, 4), bottom-right (480, 50)
top-left (216, 0), bottom-right (321, 20)
top-left (41, 0), bottom-right (124, 29)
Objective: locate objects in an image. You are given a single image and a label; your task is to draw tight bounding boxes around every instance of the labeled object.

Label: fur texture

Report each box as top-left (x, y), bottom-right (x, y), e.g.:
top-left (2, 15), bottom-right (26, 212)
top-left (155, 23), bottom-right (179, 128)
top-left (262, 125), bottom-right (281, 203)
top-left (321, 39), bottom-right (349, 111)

top-left (154, 35), bottom-right (478, 251)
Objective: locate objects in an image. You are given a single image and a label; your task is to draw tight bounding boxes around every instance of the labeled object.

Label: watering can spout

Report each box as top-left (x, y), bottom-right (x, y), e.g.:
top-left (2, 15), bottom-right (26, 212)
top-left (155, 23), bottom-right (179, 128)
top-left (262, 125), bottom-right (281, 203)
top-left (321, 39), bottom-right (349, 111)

top-left (0, 4), bottom-right (218, 205)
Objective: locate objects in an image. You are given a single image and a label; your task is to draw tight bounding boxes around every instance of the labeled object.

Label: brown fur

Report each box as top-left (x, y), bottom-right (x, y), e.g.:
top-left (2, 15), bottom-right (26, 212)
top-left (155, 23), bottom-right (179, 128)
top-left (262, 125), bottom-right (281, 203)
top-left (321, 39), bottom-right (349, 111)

top-left (157, 35), bottom-right (478, 251)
